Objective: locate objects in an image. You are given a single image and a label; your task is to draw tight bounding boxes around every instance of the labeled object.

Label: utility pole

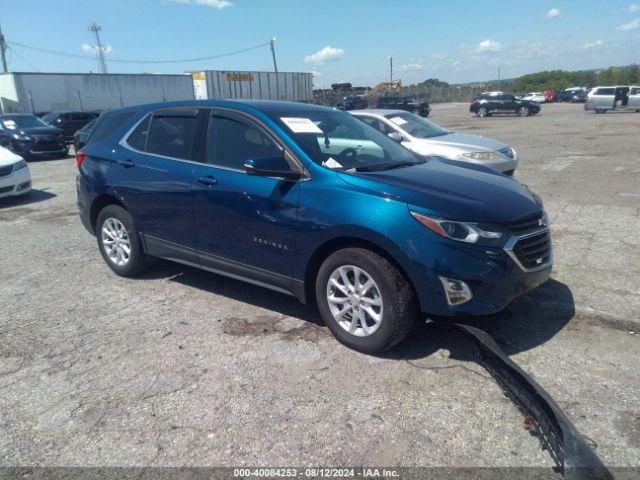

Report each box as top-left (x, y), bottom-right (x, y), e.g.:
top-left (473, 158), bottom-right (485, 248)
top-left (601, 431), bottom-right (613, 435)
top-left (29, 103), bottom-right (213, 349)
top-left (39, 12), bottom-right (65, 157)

top-left (389, 56), bottom-right (393, 83)
top-left (0, 24), bottom-right (8, 73)
top-left (88, 23), bottom-right (108, 73)
top-left (498, 66), bottom-right (501, 91)
top-left (270, 37), bottom-right (278, 73)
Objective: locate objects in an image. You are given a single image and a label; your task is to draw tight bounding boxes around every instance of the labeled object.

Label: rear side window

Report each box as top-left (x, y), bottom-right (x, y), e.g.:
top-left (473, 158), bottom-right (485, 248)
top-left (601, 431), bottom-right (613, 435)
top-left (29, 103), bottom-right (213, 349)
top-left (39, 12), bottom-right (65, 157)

top-left (126, 115), bottom-right (151, 151)
top-left (630, 87), bottom-right (640, 95)
top-left (145, 108), bottom-right (198, 160)
top-left (595, 88), bottom-right (615, 96)
top-left (207, 115), bottom-right (281, 170)
top-left (87, 110), bottom-right (139, 145)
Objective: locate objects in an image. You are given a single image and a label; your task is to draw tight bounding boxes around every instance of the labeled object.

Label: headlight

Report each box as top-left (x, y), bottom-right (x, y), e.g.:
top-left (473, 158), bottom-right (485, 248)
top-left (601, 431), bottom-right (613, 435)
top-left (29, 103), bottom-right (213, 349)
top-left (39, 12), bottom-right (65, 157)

top-left (410, 212), bottom-right (502, 244)
top-left (462, 151), bottom-right (499, 160)
top-left (12, 133), bottom-right (32, 141)
top-left (14, 159), bottom-right (28, 170)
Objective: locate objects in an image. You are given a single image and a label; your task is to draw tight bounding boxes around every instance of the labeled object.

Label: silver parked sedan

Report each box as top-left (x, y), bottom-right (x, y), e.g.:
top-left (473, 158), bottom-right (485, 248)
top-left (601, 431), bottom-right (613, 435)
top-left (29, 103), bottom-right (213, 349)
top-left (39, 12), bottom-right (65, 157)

top-left (351, 109), bottom-right (518, 175)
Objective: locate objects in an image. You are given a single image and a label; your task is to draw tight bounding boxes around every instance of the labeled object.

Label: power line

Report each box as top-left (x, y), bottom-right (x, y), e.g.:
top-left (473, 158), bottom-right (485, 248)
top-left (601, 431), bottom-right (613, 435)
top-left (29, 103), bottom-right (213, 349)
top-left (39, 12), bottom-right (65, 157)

top-left (6, 46), bottom-right (41, 72)
top-left (7, 40), bottom-right (272, 65)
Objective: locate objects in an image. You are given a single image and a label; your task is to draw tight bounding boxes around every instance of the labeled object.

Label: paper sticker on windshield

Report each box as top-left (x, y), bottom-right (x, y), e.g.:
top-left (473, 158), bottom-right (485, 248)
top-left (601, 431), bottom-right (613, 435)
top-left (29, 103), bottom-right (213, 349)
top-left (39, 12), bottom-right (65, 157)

top-left (389, 116), bottom-right (408, 126)
top-left (322, 157), bottom-right (343, 169)
top-left (3, 120), bottom-right (17, 130)
top-left (280, 117), bottom-right (322, 134)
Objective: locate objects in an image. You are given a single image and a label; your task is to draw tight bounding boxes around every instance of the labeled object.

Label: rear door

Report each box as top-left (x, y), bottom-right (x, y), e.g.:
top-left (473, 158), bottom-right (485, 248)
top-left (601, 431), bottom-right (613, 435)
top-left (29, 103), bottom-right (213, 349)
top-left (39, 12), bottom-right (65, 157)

top-left (193, 109), bottom-right (301, 283)
top-left (113, 108), bottom-right (202, 255)
top-left (500, 94), bottom-right (517, 113)
top-left (629, 87), bottom-right (640, 108)
top-left (593, 88), bottom-right (615, 109)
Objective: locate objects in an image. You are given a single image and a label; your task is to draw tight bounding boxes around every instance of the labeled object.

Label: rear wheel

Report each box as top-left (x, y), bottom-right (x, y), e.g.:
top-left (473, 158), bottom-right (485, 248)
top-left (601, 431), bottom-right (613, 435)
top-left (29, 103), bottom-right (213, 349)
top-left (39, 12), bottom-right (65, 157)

top-left (412, 108), bottom-right (421, 115)
top-left (517, 106), bottom-right (530, 117)
top-left (476, 106), bottom-right (488, 118)
top-left (315, 248), bottom-right (417, 353)
top-left (96, 205), bottom-right (150, 277)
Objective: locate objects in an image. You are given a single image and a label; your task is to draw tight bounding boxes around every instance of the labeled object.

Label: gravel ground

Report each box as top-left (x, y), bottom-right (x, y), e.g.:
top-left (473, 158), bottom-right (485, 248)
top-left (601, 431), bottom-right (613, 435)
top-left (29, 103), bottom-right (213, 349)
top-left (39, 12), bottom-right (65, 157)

top-left (0, 103), bottom-right (638, 471)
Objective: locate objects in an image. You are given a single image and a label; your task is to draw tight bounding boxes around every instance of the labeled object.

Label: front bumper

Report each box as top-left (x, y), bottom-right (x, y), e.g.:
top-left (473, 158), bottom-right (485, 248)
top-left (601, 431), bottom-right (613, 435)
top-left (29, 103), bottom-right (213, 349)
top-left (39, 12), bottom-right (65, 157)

top-left (413, 237), bottom-right (552, 317)
top-left (9, 139), bottom-right (67, 157)
top-left (451, 153), bottom-right (519, 175)
top-left (0, 166), bottom-right (32, 198)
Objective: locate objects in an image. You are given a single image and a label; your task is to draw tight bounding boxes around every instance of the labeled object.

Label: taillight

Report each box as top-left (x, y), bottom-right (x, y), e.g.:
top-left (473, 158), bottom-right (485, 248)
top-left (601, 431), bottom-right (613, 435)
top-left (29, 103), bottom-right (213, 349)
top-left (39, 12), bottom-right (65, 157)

top-left (76, 151), bottom-right (87, 168)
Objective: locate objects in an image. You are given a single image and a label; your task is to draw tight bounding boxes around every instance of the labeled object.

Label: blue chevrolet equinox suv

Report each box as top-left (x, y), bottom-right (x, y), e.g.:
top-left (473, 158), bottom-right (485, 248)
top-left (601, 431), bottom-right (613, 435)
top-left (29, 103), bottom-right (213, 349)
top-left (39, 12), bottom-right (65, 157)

top-left (76, 100), bottom-right (552, 353)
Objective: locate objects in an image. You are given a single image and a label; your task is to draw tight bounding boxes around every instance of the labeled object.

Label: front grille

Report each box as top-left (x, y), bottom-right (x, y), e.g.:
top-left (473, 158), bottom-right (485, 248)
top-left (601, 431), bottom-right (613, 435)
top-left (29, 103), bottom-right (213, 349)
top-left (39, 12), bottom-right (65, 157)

top-left (0, 185), bottom-right (14, 194)
top-left (503, 212), bottom-right (544, 235)
top-left (513, 231), bottom-right (551, 269)
top-left (34, 140), bottom-right (62, 151)
top-left (0, 165), bottom-right (13, 177)
top-left (503, 169), bottom-right (514, 176)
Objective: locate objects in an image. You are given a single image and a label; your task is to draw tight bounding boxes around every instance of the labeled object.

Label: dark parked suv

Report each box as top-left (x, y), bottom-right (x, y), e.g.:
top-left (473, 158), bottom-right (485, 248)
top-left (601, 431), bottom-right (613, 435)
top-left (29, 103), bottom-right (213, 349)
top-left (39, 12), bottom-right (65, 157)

top-left (338, 96), bottom-right (368, 110)
top-left (470, 93), bottom-right (541, 117)
top-left (41, 111), bottom-right (98, 141)
top-left (377, 96), bottom-right (431, 117)
top-left (76, 100), bottom-right (551, 353)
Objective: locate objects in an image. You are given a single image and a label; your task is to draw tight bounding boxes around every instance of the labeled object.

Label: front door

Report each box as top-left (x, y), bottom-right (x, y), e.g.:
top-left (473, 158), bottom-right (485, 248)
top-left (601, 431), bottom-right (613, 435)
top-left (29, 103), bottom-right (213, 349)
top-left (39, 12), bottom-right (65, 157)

top-left (629, 87), bottom-right (640, 109)
top-left (193, 110), bottom-right (301, 288)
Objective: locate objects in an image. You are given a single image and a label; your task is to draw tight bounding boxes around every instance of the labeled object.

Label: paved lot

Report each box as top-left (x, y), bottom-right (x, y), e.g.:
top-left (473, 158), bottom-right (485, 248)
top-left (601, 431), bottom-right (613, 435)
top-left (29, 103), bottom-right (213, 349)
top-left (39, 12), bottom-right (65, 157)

top-left (0, 103), bottom-right (639, 470)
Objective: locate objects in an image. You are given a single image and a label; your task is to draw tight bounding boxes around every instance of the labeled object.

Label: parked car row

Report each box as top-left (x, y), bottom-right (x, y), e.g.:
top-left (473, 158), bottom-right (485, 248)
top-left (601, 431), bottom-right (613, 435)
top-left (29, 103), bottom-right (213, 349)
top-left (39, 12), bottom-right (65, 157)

top-left (338, 96), bottom-right (431, 117)
top-left (75, 100), bottom-right (550, 353)
top-left (0, 114), bottom-right (68, 159)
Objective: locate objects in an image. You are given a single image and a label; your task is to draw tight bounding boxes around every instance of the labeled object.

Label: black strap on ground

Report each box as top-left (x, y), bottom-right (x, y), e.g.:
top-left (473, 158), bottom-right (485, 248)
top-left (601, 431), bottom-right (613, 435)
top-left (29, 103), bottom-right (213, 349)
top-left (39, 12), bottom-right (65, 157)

top-left (448, 323), bottom-right (614, 480)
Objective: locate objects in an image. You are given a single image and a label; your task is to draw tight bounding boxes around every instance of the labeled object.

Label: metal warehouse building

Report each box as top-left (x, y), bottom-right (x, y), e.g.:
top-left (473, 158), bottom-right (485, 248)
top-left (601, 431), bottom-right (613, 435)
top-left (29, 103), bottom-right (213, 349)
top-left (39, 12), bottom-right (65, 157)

top-left (0, 72), bottom-right (195, 114)
top-left (191, 70), bottom-right (313, 102)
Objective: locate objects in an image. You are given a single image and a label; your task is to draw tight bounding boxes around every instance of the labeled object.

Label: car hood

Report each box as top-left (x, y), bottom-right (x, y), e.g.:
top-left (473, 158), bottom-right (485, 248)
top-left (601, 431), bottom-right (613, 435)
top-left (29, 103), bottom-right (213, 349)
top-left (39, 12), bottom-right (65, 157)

top-left (413, 132), bottom-right (508, 152)
top-left (0, 145), bottom-right (24, 166)
top-left (338, 158), bottom-right (541, 223)
top-left (12, 126), bottom-right (62, 136)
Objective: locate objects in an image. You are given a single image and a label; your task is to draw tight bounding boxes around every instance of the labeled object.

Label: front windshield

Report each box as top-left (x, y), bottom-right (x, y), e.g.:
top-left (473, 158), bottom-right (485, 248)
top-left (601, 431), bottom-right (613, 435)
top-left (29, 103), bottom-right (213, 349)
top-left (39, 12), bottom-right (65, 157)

top-left (41, 112), bottom-right (59, 123)
top-left (385, 112), bottom-right (448, 139)
top-left (270, 109), bottom-right (421, 172)
top-left (0, 115), bottom-right (48, 130)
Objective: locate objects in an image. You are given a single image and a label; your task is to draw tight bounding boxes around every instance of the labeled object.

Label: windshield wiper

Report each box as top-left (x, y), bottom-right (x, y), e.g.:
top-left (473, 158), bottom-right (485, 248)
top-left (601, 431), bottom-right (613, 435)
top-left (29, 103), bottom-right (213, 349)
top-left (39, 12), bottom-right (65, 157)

top-left (357, 160), bottom-right (424, 172)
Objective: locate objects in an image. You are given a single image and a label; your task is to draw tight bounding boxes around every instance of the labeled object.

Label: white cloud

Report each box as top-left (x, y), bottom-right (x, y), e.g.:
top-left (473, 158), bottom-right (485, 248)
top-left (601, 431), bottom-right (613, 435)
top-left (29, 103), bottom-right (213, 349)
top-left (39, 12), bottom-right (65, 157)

top-left (630, 4), bottom-right (640, 13)
top-left (460, 39), bottom-right (503, 54)
top-left (431, 52), bottom-right (448, 60)
top-left (399, 63), bottom-right (425, 71)
top-left (82, 44), bottom-right (113, 53)
top-left (583, 40), bottom-right (603, 49)
top-left (617, 18), bottom-right (640, 30)
top-left (545, 8), bottom-right (560, 19)
top-left (165, 0), bottom-right (233, 9)
top-left (311, 70), bottom-right (322, 77)
top-left (303, 46), bottom-right (345, 64)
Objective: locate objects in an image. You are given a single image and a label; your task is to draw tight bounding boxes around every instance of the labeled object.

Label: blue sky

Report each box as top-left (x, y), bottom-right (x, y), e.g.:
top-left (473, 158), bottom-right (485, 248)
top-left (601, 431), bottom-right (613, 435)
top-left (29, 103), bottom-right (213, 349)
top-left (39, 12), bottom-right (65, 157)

top-left (2, 0), bottom-right (640, 86)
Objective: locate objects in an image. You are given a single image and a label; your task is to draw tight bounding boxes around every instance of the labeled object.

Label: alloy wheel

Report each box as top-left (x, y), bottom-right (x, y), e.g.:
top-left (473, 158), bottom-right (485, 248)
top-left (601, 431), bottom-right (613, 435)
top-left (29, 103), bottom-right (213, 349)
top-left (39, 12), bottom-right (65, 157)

top-left (326, 265), bottom-right (383, 337)
top-left (101, 218), bottom-right (131, 266)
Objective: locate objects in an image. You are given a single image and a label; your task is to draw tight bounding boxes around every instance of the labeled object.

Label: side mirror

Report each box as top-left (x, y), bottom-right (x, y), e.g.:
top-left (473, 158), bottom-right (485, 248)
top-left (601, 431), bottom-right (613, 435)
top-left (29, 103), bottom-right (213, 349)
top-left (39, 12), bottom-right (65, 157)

top-left (243, 155), bottom-right (303, 180)
top-left (387, 132), bottom-right (404, 143)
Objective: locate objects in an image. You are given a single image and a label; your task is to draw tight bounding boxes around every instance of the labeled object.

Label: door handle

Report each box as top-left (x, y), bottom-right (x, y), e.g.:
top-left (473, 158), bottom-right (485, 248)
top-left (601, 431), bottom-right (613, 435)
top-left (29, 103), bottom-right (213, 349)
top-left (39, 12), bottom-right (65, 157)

top-left (117, 159), bottom-right (135, 168)
top-left (197, 175), bottom-right (218, 187)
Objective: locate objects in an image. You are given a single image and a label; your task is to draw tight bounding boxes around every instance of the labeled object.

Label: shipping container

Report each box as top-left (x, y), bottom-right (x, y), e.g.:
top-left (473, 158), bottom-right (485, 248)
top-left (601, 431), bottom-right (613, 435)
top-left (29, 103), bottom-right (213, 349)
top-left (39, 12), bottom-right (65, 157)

top-left (0, 72), bottom-right (195, 114)
top-left (191, 70), bottom-right (313, 102)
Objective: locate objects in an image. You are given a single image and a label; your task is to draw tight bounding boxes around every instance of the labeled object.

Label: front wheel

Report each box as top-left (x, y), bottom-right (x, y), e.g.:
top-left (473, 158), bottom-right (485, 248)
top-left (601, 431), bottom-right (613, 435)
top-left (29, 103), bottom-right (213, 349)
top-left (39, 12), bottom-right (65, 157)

top-left (96, 204), bottom-right (150, 277)
top-left (315, 248), bottom-right (417, 353)
top-left (476, 106), bottom-right (488, 118)
top-left (517, 106), bottom-right (530, 117)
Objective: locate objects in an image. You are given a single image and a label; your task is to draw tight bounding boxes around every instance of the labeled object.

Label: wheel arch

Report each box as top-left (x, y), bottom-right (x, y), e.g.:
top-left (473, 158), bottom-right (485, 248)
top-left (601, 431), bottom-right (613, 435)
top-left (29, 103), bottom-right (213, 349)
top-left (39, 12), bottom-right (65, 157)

top-left (301, 235), bottom-right (420, 310)
top-left (90, 193), bottom-right (126, 232)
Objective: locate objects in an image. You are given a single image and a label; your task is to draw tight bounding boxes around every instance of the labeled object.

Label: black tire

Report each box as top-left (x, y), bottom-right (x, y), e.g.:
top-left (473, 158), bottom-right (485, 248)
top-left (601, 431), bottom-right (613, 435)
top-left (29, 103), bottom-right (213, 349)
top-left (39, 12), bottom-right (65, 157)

top-left (96, 204), bottom-right (150, 277)
top-left (412, 108), bottom-right (421, 115)
top-left (517, 106), bottom-right (530, 117)
top-left (315, 248), bottom-right (417, 354)
top-left (476, 106), bottom-right (488, 118)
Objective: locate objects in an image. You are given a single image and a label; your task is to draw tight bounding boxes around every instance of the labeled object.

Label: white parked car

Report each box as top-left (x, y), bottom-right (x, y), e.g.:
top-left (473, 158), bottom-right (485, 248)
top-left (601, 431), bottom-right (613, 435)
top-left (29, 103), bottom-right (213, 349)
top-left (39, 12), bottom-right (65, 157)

top-left (521, 92), bottom-right (547, 103)
top-left (0, 146), bottom-right (31, 199)
top-left (351, 110), bottom-right (518, 175)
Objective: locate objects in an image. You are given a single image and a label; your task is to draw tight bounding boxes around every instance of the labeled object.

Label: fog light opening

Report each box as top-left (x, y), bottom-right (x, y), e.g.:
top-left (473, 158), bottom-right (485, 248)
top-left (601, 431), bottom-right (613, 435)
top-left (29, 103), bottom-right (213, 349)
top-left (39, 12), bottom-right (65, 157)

top-left (439, 276), bottom-right (473, 306)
